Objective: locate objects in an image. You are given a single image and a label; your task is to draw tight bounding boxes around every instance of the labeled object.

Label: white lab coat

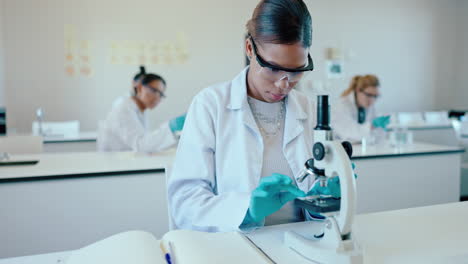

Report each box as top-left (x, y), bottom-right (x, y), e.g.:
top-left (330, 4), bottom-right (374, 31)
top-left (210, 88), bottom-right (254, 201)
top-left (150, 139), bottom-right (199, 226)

top-left (168, 67), bottom-right (316, 232)
top-left (98, 96), bottom-right (177, 152)
top-left (332, 92), bottom-right (376, 143)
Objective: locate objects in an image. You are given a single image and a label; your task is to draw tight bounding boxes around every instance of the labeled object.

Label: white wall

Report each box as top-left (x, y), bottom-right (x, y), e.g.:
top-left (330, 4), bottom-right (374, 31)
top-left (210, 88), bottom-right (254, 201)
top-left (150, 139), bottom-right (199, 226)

top-left (2, 0), bottom-right (467, 133)
top-left (3, 0), bottom-right (256, 132)
top-left (0, 0), bottom-right (5, 107)
top-left (303, 0), bottom-right (464, 114)
top-left (451, 0), bottom-right (468, 110)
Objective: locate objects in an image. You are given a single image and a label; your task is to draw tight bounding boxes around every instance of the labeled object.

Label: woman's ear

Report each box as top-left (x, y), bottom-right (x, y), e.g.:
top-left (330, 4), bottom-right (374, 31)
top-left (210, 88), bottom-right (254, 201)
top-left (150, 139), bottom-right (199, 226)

top-left (245, 38), bottom-right (253, 60)
top-left (135, 83), bottom-right (143, 96)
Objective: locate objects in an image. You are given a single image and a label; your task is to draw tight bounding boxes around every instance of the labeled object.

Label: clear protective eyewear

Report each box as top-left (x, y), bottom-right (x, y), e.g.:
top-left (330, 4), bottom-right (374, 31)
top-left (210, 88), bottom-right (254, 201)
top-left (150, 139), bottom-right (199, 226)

top-left (250, 36), bottom-right (314, 83)
top-left (361, 90), bottom-right (380, 99)
top-left (144, 85), bottom-right (166, 98)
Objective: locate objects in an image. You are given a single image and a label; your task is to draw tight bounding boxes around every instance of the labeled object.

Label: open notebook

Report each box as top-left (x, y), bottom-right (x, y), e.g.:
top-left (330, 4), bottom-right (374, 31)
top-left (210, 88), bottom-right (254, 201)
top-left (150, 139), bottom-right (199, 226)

top-left (66, 230), bottom-right (273, 264)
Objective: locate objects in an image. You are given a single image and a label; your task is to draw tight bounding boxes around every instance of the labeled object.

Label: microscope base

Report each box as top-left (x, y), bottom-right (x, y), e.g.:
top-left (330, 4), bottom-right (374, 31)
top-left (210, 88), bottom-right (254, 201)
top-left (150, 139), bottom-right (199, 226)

top-left (284, 218), bottom-right (363, 264)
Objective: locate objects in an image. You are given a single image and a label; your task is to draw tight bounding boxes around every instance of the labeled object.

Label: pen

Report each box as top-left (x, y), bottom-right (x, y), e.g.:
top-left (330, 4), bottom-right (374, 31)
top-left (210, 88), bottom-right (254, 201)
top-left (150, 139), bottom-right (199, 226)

top-left (159, 242), bottom-right (172, 264)
top-left (168, 242), bottom-right (176, 264)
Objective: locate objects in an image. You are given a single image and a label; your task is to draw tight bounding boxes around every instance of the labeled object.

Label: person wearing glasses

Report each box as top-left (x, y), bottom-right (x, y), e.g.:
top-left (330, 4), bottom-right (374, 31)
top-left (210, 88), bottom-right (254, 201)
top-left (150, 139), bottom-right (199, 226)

top-left (332, 74), bottom-right (390, 143)
top-left (168, 0), bottom-right (354, 232)
top-left (98, 72), bottom-right (186, 152)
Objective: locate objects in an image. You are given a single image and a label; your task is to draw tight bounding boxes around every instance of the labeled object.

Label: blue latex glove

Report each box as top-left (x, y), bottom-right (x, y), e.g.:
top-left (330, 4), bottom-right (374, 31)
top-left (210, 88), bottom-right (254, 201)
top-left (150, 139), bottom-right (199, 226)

top-left (308, 177), bottom-right (342, 198)
top-left (169, 114), bottom-right (186, 133)
top-left (372, 115), bottom-right (391, 129)
top-left (307, 163), bottom-right (358, 198)
top-left (247, 173), bottom-right (306, 223)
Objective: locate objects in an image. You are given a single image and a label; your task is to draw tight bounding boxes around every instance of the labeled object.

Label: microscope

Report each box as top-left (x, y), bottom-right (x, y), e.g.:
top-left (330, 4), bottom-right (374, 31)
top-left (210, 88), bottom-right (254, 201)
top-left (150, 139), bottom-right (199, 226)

top-left (285, 95), bottom-right (363, 264)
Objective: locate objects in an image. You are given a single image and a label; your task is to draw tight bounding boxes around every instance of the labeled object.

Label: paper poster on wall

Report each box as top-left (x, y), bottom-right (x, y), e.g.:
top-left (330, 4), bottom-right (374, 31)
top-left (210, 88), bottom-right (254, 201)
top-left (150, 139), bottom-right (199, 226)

top-left (65, 65), bottom-right (75, 77)
top-left (63, 25), bottom-right (95, 78)
top-left (64, 25), bottom-right (76, 77)
top-left (175, 32), bottom-right (189, 64)
top-left (107, 31), bottom-right (190, 66)
top-left (161, 42), bottom-right (174, 65)
top-left (326, 60), bottom-right (344, 79)
top-left (80, 66), bottom-right (93, 77)
top-left (109, 42), bottom-right (121, 65)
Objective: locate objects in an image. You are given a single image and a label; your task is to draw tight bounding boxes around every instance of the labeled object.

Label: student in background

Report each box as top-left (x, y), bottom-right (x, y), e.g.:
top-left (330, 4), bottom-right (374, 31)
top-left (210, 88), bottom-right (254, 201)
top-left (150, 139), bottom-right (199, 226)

top-left (332, 74), bottom-right (390, 142)
top-left (99, 72), bottom-right (186, 153)
top-left (111, 66), bottom-right (146, 108)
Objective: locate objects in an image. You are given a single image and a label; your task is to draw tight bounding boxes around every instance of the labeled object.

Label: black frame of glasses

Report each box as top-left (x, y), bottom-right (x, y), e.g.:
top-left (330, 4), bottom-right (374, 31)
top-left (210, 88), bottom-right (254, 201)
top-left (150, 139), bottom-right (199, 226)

top-left (360, 90), bottom-right (379, 99)
top-left (144, 85), bottom-right (166, 98)
top-left (249, 36), bottom-right (314, 73)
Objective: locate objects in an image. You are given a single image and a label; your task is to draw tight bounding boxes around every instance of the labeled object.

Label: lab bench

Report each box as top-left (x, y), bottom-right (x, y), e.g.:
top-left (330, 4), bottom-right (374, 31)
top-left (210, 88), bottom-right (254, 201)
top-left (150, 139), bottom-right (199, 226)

top-left (2, 202), bottom-right (467, 264)
top-left (0, 150), bottom-right (174, 258)
top-left (0, 142), bottom-right (463, 259)
top-left (42, 131), bottom-right (97, 152)
top-left (351, 142), bottom-right (464, 213)
top-left (387, 124), bottom-right (458, 146)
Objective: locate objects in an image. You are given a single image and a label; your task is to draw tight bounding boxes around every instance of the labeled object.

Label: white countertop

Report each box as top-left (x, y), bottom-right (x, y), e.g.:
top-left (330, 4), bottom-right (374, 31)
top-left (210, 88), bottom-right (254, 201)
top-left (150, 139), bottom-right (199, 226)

top-left (2, 202), bottom-right (466, 264)
top-left (0, 142), bottom-right (463, 180)
top-left (249, 201), bottom-right (468, 263)
top-left (354, 201), bottom-right (468, 262)
top-left (43, 131), bottom-right (97, 143)
top-left (352, 142), bottom-right (464, 159)
top-left (387, 123), bottom-right (452, 130)
top-left (0, 149), bottom-right (176, 181)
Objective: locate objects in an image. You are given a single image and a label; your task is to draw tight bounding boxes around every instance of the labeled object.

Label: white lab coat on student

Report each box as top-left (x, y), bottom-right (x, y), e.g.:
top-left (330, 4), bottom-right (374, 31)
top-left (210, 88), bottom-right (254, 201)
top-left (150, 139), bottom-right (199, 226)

top-left (98, 96), bottom-right (177, 152)
top-left (168, 67), bottom-right (316, 232)
top-left (332, 92), bottom-right (376, 143)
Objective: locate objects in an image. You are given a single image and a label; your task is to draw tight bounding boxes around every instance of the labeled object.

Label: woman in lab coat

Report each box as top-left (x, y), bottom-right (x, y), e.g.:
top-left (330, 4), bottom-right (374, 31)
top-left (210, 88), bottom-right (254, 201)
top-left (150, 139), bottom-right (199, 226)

top-left (169, 0), bottom-right (346, 232)
top-left (332, 74), bottom-right (390, 143)
top-left (99, 72), bottom-right (186, 152)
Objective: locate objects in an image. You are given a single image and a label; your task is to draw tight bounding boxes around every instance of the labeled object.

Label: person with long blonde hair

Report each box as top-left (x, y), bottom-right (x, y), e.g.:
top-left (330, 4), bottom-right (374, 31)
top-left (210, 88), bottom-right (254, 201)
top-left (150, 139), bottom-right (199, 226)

top-left (332, 74), bottom-right (390, 142)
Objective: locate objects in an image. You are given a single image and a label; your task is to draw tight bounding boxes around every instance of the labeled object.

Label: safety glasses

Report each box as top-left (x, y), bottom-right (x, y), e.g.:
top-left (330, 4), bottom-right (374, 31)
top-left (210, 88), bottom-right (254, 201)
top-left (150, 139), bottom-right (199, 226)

top-left (144, 85), bottom-right (166, 98)
top-left (361, 91), bottom-right (379, 99)
top-left (250, 36), bottom-right (314, 83)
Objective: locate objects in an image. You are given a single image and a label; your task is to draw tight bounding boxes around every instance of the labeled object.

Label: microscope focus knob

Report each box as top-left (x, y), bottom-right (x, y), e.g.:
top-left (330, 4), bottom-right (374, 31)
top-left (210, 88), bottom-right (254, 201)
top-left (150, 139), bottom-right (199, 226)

top-left (341, 141), bottom-right (353, 158)
top-left (305, 158), bottom-right (315, 169)
top-left (313, 142), bottom-right (326, 161)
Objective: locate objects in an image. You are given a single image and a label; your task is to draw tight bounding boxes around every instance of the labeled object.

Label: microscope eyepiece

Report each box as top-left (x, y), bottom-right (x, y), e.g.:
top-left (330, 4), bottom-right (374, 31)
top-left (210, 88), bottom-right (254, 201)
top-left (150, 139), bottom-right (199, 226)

top-left (315, 95), bottom-right (331, 131)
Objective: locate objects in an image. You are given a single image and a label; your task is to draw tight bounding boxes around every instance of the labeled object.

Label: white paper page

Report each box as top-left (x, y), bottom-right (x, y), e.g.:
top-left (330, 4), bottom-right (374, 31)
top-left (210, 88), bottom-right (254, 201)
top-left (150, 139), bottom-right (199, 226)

top-left (66, 231), bottom-right (164, 264)
top-left (162, 230), bottom-right (273, 264)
